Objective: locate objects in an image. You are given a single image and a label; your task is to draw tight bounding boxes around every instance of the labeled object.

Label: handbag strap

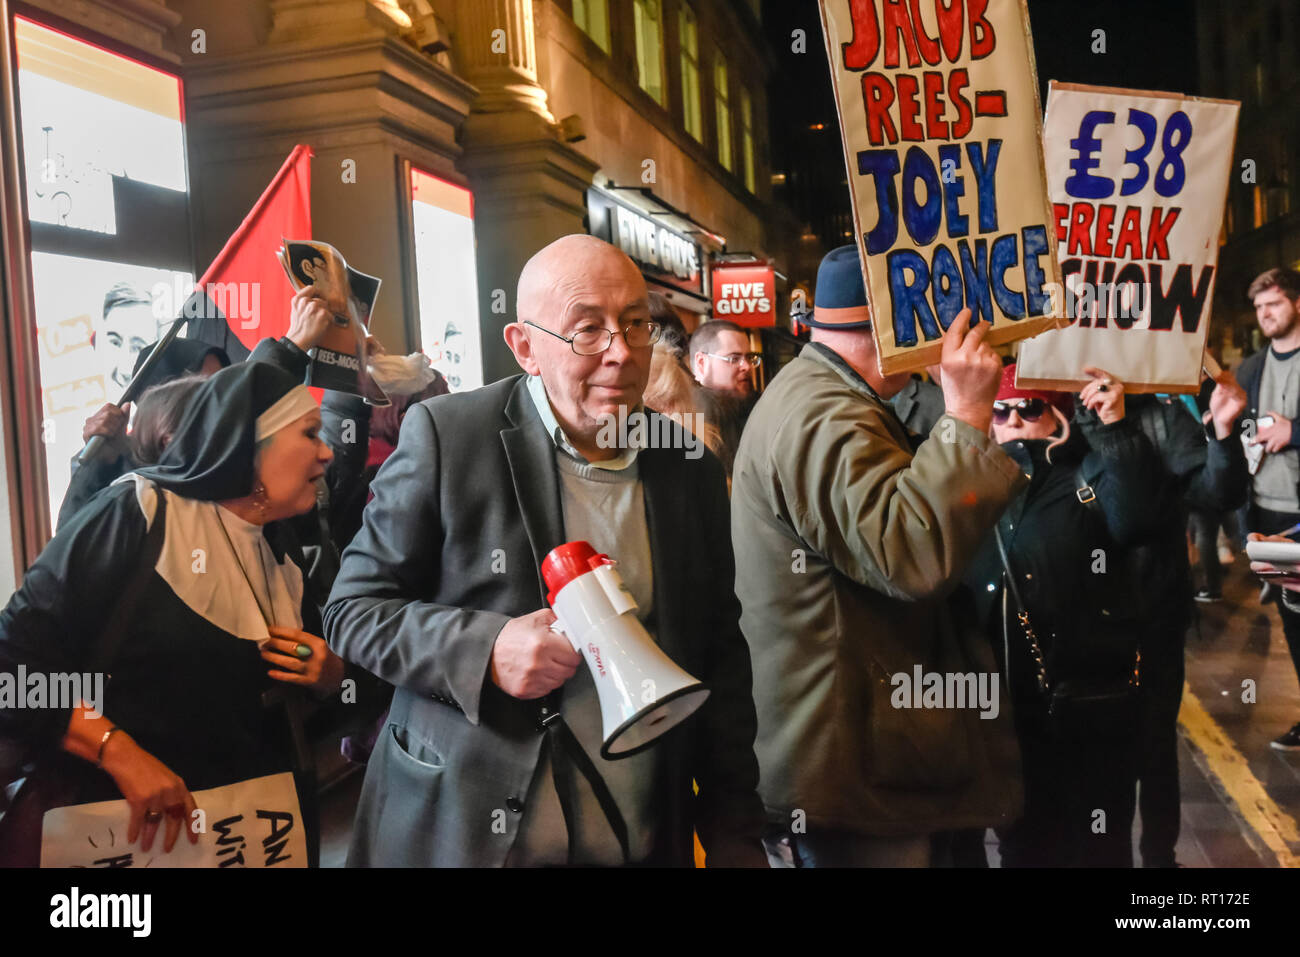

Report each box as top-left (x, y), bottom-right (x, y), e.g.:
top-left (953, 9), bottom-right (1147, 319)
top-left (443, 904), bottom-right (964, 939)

top-left (88, 491), bottom-right (168, 676)
top-left (993, 525), bottom-right (1049, 694)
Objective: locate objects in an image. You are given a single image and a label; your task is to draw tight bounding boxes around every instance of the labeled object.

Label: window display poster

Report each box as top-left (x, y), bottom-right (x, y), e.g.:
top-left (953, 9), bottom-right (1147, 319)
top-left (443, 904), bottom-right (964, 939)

top-left (14, 15), bottom-right (190, 527)
top-left (30, 254), bottom-right (192, 523)
top-left (410, 168), bottom-right (482, 393)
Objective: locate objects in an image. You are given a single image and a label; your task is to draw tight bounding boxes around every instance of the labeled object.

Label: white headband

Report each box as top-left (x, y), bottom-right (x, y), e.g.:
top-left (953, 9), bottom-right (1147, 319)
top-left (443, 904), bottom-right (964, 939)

top-left (255, 385), bottom-right (317, 442)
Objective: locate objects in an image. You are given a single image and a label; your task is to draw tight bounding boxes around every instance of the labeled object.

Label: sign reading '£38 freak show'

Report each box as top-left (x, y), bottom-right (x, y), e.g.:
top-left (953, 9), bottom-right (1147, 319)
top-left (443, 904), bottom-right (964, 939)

top-left (1016, 83), bottom-right (1240, 393)
top-left (818, 0), bottom-right (1064, 374)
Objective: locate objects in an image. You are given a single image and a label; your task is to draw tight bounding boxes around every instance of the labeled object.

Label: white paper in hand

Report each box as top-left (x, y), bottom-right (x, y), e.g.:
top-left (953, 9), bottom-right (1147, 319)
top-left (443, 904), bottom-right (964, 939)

top-left (41, 772), bottom-right (305, 868)
top-left (1246, 540), bottom-right (1300, 567)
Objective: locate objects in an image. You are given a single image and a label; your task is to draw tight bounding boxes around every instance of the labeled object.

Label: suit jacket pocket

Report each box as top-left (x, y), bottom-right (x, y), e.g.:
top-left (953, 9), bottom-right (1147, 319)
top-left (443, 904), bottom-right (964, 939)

top-left (365, 723), bottom-right (449, 866)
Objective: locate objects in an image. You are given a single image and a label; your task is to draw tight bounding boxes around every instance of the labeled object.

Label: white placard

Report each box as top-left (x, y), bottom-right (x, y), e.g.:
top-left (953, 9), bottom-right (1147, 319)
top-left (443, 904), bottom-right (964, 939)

top-left (41, 772), bottom-right (306, 868)
top-left (1017, 83), bottom-right (1240, 393)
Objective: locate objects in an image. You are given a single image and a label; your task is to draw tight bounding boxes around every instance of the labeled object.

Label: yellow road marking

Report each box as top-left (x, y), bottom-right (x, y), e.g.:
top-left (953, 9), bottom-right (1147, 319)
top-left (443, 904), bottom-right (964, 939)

top-left (1178, 683), bottom-right (1300, 867)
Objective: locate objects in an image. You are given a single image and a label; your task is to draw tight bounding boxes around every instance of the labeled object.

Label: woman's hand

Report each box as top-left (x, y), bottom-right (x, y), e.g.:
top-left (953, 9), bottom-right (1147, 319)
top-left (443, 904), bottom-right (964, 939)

top-left (99, 732), bottom-right (199, 853)
top-left (286, 286), bottom-right (335, 353)
top-left (1079, 366), bottom-right (1126, 424)
top-left (261, 625), bottom-right (345, 693)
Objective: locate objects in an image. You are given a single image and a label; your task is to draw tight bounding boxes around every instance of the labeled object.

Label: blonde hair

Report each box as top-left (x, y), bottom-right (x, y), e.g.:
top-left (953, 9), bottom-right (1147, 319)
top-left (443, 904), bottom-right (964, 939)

top-left (643, 343), bottom-right (722, 455)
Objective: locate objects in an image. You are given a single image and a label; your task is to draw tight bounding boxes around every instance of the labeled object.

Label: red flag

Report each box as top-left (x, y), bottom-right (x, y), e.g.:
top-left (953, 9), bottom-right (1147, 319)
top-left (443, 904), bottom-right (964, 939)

top-left (184, 145), bottom-right (313, 358)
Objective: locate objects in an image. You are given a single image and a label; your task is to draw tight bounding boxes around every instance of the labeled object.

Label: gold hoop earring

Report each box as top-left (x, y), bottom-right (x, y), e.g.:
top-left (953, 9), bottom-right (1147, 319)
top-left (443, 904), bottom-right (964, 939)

top-left (252, 480), bottom-right (269, 520)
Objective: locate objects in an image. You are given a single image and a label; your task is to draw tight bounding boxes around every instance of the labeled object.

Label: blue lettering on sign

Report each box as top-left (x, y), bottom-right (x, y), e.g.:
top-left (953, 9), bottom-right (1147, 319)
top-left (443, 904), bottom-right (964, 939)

top-left (990, 234), bottom-right (1025, 318)
top-left (857, 149), bottom-right (901, 254)
top-left (938, 143), bottom-right (968, 238)
top-left (1065, 110), bottom-right (1115, 199)
top-left (1067, 109), bottom-right (1193, 200)
top-left (888, 249), bottom-right (940, 347)
top-left (1154, 110), bottom-right (1192, 197)
top-left (1022, 226), bottom-right (1051, 317)
top-left (966, 140), bottom-right (1002, 233)
top-left (931, 244), bottom-right (964, 328)
top-left (1120, 108), bottom-right (1157, 196)
top-left (959, 238), bottom-right (994, 324)
top-left (902, 146), bottom-right (942, 246)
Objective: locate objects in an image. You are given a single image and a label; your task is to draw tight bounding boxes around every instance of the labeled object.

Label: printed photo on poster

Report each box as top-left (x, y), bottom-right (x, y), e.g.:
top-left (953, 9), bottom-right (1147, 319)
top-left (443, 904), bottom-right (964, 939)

top-left (277, 239), bottom-right (388, 404)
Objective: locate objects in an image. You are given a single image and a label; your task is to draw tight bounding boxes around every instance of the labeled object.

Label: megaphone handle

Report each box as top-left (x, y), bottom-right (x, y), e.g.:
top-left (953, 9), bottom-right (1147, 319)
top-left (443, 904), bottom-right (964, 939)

top-left (549, 617), bottom-right (582, 654)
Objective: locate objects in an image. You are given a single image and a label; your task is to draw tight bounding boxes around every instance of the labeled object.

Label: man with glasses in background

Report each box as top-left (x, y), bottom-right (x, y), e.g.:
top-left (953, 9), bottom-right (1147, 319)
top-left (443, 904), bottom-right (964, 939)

top-left (326, 234), bottom-right (767, 867)
top-left (688, 319), bottom-right (760, 477)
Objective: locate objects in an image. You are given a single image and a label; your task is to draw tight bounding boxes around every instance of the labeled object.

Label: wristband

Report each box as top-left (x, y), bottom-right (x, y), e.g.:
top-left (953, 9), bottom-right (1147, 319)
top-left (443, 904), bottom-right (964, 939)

top-left (96, 726), bottom-right (123, 767)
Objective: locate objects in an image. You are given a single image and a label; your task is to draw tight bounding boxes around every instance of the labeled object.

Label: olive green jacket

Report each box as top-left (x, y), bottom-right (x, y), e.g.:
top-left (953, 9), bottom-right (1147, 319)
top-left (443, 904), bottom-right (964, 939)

top-left (731, 343), bottom-right (1028, 836)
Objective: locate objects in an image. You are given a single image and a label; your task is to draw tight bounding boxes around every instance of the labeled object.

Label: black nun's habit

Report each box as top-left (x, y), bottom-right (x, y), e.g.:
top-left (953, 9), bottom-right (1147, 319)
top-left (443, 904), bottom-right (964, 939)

top-left (0, 361), bottom-right (325, 865)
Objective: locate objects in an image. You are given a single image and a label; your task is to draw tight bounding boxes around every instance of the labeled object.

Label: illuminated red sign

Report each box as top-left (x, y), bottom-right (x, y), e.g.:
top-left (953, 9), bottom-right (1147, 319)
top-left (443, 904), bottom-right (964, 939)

top-left (712, 264), bottom-right (775, 327)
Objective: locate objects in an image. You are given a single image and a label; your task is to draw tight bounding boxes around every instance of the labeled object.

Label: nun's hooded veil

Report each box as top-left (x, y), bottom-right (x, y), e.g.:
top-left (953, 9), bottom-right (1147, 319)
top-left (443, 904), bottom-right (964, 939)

top-left (135, 360), bottom-right (316, 501)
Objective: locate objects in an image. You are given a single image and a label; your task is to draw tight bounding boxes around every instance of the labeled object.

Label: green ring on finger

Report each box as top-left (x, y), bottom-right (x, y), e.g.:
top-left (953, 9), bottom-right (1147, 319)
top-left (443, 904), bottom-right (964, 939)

top-left (294, 643), bottom-right (312, 659)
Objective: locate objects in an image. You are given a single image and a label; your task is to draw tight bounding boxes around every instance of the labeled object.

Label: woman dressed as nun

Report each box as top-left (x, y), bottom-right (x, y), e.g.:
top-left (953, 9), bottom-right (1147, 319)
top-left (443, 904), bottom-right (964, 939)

top-left (0, 361), bottom-right (342, 866)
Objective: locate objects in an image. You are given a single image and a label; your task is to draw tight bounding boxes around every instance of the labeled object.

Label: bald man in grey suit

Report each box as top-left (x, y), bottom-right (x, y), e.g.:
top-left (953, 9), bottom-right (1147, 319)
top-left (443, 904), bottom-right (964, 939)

top-left (325, 235), bottom-right (766, 867)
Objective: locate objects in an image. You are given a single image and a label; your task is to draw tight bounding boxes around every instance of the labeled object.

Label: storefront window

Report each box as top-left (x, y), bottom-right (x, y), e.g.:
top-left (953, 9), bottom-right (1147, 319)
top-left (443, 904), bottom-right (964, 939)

top-left (409, 168), bottom-right (482, 393)
top-left (714, 50), bottom-right (733, 172)
top-left (679, 3), bottom-right (702, 141)
top-left (634, 0), bottom-right (665, 105)
top-left (13, 16), bottom-right (192, 526)
top-left (740, 88), bottom-right (756, 193)
top-left (573, 0), bottom-right (611, 54)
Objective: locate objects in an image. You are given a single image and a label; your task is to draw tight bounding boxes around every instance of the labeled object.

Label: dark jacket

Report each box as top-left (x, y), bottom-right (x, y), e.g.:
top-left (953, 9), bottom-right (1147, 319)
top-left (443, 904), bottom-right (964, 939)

top-left (1119, 394), bottom-right (1247, 632)
top-left (323, 375), bottom-right (767, 867)
top-left (1235, 345), bottom-right (1300, 510)
top-left (965, 413), bottom-right (1164, 711)
top-left (891, 375), bottom-right (946, 436)
top-left (731, 342), bottom-right (1028, 837)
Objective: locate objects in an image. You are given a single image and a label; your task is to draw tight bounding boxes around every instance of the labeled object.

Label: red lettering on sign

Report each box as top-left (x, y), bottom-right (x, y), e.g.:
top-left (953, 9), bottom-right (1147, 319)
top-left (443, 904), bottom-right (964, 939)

top-left (1145, 207), bottom-right (1180, 261)
top-left (947, 68), bottom-right (972, 137)
top-left (842, 0), bottom-right (881, 70)
top-left (861, 72), bottom-right (898, 145)
top-left (882, 0), bottom-right (922, 69)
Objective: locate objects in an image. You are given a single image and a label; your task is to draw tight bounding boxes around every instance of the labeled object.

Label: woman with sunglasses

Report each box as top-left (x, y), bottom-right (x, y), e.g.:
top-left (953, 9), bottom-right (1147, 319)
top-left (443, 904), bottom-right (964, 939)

top-left (963, 363), bottom-right (1168, 867)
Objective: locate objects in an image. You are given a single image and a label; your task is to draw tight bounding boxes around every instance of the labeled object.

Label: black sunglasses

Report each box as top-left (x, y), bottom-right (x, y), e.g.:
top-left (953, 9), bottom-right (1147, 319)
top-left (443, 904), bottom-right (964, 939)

top-left (992, 398), bottom-right (1048, 424)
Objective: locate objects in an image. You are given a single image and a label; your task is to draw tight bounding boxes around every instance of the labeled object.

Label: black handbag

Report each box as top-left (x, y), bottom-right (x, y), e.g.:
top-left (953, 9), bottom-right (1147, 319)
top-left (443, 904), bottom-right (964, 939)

top-left (0, 494), bottom-right (167, 867)
top-left (995, 521), bottom-right (1140, 742)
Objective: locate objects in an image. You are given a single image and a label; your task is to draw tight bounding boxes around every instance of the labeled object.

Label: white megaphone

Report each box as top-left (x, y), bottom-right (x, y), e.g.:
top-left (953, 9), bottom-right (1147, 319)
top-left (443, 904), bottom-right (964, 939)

top-left (542, 541), bottom-right (710, 759)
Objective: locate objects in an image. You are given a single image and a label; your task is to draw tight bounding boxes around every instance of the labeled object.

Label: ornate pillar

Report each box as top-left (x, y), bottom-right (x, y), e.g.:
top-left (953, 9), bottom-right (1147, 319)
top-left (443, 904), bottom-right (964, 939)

top-left (451, 0), bottom-right (599, 383)
top-left (453, 0), bottom-right (553, 123)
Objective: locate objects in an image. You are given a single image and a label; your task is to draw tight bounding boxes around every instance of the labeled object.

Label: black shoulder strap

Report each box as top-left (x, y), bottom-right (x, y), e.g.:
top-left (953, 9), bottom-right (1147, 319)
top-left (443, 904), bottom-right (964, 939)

top-left (542, 709), bottom-right (631, 866)
top-left (88, 489), bottom-right (167, 675)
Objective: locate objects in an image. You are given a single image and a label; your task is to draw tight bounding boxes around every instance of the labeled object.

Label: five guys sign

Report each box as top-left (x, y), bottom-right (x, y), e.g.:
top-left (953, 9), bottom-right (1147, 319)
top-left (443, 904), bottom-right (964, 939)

top-left (712, 264), bottom-right (776, 327)
top-left (818, 0), bottom-right (1064, 373)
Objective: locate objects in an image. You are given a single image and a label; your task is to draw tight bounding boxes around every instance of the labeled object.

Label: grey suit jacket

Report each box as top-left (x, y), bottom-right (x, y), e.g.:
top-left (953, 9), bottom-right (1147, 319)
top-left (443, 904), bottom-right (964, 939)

top-left (323, 375), bottom-right (767, 866)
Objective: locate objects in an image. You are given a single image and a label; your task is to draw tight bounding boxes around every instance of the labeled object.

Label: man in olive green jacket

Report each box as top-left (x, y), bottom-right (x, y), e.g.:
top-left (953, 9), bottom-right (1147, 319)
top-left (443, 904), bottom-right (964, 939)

top-left (732, 245), bottom-right (1029, 867)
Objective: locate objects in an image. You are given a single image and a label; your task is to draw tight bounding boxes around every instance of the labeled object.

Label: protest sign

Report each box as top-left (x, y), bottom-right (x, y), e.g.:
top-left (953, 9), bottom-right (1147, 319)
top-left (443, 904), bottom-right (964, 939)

top-left (817, 0), bottom-right (1063, 374)
top-left (1016, 83), bottom-right (1240, 393)
top-left (41, 772), bottom-right (306, 868)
